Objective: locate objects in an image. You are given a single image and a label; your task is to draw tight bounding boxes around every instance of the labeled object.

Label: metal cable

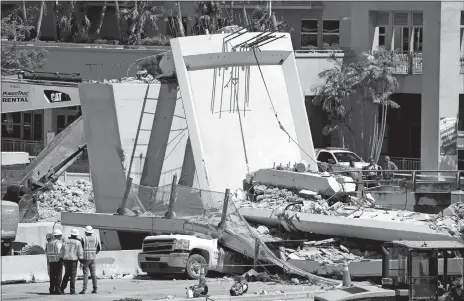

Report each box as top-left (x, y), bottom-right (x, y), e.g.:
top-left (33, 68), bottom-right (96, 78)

top-left (250, 48), bottom-right (329, 173)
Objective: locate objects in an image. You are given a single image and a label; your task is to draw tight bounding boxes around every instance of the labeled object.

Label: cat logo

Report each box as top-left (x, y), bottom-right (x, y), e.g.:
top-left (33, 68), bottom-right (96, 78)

top-left (44, 90), bottom-right (71, 103)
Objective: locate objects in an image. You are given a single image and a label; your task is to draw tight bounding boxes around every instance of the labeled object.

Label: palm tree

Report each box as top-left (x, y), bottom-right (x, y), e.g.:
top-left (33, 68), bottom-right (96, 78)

top-left (120, 0), bottom-right (163, 45)
top-left (176, 1), bottom-right (185, 37)
top-left (94, 1), bottom-right (107, 37)
top-left (358, 47), bottom-right (400, 162)
top-left (35, 1), bottom-right (45, 40)
top-left (114, 1), bottom-right (122, 42)
top-left (250, 5), bottom-right (272, 32)
top-left (193, 1), bottom-right (225, 35)
top-left (312, 57), bottom-right (359, 148)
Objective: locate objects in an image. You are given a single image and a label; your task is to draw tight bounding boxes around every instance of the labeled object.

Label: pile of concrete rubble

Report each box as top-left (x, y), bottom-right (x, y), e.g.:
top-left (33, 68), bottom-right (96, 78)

top-left (236, 184), bottom-right (464, 237)
top-left (254, 224), bottom-right (381, 265)
top-left (37, 179), bottom-right (95, 222)
top-left (239, 184), bottom-right (375, 215)
top-left (102, 75), bottom-right (161, 84)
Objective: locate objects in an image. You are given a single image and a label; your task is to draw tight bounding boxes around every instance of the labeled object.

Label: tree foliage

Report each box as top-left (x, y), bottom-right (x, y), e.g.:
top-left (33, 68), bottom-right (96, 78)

top-left (193, 1), bottom-right (230, 35)
top-left (1, 10), bottom-right (48, 75)
top-left (55, 1), bottom-right (91, 42)
top-left (312, 57), bottom-right (359, 148)
top-left (313, 47), bottom-right (400, 161)
top-left (120, 1), bottom-right (163, 45)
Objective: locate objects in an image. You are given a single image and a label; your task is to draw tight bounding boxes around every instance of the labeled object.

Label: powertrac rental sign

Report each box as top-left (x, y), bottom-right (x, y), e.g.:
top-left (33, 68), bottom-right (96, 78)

top-left (2, 85), bottom-right (30, 103)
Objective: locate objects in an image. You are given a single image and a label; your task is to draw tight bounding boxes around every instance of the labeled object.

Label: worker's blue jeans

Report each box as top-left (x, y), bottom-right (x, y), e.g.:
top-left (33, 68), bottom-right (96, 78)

top-left (60, 260), bottom-right (78, 294)
top-left (82, 260), bottom-right (97, 292)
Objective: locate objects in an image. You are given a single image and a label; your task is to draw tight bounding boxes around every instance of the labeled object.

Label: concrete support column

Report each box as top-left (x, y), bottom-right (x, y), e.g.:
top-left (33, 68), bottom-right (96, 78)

top-left (179, 137), bottom-right (195, 187)
top-left (421, 2), bottom-right (462, 170)
top-left (43, 108), bottom-right (53, 146)
top-left (139, 84), bottom-right (178, 188)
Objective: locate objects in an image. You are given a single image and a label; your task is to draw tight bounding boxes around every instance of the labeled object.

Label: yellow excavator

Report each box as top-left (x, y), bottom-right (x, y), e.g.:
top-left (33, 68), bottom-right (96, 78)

top-left (314, 240), bottom-right (464, 301)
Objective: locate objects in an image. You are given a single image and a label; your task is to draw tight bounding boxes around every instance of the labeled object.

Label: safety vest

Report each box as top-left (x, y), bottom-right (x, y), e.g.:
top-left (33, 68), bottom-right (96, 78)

top-left (61, 238), bottom-right (84, 261)
top-left (46, 239), bottom-right (62, 262)
top-left (82, 235), bottom-right (99, 260)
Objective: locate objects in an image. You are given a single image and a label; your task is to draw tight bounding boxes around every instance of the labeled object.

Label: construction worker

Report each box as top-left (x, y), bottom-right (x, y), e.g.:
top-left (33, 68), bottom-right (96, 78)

top-left (59, 228), bottom-right (83, 295)
top-left (45, 233), bottom-right (52, 277)
top-left (80, 225), bottom-right (101, 294)
top-left (382, 156), bottom-right (398, 180)
top-left (46, 229), bottom-right (63, 295)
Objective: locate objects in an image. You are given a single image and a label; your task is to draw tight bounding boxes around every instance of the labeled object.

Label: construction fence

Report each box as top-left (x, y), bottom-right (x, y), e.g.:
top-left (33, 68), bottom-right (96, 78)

top-left (127, 180), bottom-right (262, 247)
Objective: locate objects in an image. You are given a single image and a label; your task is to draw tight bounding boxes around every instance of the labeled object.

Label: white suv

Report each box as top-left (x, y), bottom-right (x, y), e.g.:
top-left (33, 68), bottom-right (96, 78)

top-left (315, 148), bottom-right (369, 171)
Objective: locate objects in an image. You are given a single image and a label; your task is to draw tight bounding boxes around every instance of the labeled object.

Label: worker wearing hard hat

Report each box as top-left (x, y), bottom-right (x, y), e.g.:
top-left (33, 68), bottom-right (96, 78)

top-left (45, 233), bottom-right (52, 277)
top-left (59, 228), bottom-right (84, 295)
top-left (79, 225), bottom-right (101, 294)
top-left (46, 229), bottom-right (63, 295)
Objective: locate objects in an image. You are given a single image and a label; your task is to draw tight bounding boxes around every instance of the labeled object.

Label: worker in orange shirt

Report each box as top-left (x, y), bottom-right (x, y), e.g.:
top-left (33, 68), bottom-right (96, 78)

top-left (59, 228), bottom-right (83, 295)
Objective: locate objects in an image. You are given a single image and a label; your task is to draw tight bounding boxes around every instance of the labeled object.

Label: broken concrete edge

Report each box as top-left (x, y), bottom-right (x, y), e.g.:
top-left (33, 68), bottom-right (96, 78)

top-left (142, 289), bottom-right (326, 301)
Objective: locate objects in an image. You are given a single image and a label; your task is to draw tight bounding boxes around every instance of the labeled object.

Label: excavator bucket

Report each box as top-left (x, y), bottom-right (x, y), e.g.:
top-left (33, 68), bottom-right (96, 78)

top-left (17, 194), bottom-right (39, 223)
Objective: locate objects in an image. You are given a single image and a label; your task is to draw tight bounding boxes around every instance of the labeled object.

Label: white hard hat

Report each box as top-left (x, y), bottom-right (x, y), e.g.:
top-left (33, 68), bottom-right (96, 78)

top-left (52, 229), bottom-right (63, 236)
top-left (85, 225), bottom-right (94, 234)
top-left (70, 228), bottom-right (79, 236)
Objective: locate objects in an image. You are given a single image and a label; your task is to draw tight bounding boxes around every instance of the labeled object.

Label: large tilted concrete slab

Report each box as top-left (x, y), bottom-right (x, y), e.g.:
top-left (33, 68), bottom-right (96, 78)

top-left (252, 169), bottom-right (354, 196)
top-left (62, 212), bottom-right (339, 285)
top-left (170, 33), bottom-right (317, 197)
top-left (239, 208), bottom-right (461, 242)
top-left (78, 83), bottom-right (189, 249)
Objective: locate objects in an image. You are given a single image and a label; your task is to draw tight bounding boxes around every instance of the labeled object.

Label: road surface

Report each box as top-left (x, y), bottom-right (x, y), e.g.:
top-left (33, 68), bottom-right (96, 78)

top-left (2, 278), bottom-right (322, 300)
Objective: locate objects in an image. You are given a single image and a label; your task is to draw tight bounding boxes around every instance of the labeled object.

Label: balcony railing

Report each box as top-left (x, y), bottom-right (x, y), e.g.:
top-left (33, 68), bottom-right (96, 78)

top-left (294, 48), bottom-right (344, 58)
top-left (391, 52), bottom-right (464, 75)
top-left (390, 157), bottom-right (421, 170)
top-left (1, 139), bottom-right (45, 156)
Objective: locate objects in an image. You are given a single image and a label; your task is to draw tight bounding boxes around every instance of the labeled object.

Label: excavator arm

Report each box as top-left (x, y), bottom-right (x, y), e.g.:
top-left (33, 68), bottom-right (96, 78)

top-left (2, 113), bottom-right (87, 223)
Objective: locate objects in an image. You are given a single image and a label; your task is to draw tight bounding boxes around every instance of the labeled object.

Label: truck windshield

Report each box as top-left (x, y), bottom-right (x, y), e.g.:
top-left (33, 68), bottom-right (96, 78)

top-left (333, 152), bottom-right (363, 163)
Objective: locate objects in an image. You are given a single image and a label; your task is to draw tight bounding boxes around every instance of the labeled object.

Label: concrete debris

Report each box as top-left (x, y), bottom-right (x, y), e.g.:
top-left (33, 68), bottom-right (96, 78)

top-left (239, 185), bottom-right (464, 237)
top-left (37, 179), bottom-right (95, 222)
top-left (240, 184), bottom-right (374, 215)
top-left (443, 202), bottom-right (464, 220)
top-left (102, 75), bottom-right (161, 84)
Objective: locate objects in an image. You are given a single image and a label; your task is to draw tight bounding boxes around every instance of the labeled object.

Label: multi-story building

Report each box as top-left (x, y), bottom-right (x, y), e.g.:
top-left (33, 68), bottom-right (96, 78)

top-left (1, 1), bottom-right (464, 170)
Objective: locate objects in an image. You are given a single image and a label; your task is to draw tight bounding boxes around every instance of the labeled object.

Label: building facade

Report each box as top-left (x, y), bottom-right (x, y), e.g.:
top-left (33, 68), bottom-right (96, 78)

top-left (1, 1), bottom-right (464, 170)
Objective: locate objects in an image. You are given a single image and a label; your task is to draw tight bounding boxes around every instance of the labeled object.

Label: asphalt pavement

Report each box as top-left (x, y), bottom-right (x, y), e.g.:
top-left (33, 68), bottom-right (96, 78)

top-left (2, 278), bottom-right (322, 301)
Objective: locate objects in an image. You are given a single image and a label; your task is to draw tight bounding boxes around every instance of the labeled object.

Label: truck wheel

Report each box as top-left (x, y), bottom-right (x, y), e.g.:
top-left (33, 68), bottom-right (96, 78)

top-left (186, 254), bottom-right (207, 280)
top-left (19, 245), bottom-right (45, 255)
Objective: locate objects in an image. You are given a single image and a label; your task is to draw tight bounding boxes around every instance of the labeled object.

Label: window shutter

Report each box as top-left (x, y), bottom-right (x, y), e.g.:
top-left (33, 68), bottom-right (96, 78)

top-left (394, 12), bottom-right (409, 26)
top-left (412, 12), bottom-right (423, 26)
top-left (376, 12), bottom-right (390, 26)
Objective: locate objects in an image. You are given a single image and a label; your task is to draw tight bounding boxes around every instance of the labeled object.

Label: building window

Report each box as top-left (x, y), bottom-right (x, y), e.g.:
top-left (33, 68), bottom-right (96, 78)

top-left (379, 27), bottom-right (386, 47)
top-left (412, 12), bottom-right (423, 52)
top-left (322, 20), bottom-right (340, 48)
top-left (301, 19), bottom-right (318, 49)
top-left (2, 113), bottom-right (22, 139)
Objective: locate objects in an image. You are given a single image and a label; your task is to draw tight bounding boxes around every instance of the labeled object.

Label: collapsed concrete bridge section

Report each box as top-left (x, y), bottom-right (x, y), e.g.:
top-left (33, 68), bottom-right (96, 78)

top-left (60, 32), bottom-right (463, 281)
